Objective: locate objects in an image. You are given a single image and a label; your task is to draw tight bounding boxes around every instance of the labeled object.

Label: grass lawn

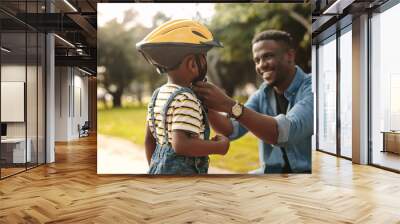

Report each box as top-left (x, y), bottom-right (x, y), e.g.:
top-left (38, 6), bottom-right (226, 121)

top-left (98, 105), bottom-right (260, 173)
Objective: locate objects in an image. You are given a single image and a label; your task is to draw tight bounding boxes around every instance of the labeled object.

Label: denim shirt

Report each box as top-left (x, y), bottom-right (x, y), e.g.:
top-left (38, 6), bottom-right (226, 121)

top-left (229, 66), bottom-right (313, 173)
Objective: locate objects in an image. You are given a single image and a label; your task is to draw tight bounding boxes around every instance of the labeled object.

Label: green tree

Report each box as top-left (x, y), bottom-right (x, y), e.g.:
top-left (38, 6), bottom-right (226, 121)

top-left (141, 12), bottom-right (170, 93)
top-left (208, 3), bottom-right (311, 96)
top-left (98, 13), bottom-right (137, 108)
top-left (98, 10), bottom-right (172, 107)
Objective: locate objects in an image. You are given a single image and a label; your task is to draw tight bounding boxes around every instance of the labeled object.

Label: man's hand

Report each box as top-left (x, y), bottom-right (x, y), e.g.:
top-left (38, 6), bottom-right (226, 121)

top-left (210, 134), bottom-right (230, 155)
top-left (192, 81), bottom-right (235, 113)
top-left (194, 81), bottom-right (278, 144)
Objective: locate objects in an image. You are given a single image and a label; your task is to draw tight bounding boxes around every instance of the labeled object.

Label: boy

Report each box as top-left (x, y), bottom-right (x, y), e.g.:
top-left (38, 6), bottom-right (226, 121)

top-left (136, 19), bottom-right (230, 174)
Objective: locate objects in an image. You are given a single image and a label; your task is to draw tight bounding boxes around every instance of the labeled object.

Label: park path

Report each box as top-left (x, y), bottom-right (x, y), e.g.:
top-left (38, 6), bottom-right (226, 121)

top-left (97, 134), bottom-right (233, 174)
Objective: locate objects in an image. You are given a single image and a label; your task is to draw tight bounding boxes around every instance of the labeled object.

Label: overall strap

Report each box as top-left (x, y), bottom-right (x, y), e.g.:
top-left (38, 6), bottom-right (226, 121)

top-left (149, 88), bottom-right (161, 144)
top-left (190, 88), bottom-right (210, 140)
top-left (161, 87), bottom-right (189, 145)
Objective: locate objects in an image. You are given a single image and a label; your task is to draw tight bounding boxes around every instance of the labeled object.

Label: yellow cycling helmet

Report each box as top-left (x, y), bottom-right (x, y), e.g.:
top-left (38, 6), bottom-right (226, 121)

top-left (136, 19), bottom-right (223, 74)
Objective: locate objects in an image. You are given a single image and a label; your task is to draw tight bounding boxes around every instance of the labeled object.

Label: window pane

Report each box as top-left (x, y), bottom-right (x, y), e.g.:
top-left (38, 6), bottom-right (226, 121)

top-left (340, 28), bottom-right (352, 158)
top-left (371, 3), bottom-right (400, 171)
top-left (1, 30), bottom-right (27, 177)
top-left (318, 36), bottom-right (337, 154)
top-left (38, 32), bottom-right (45, 165)
top-left (27, 31), bottom-right (38, 169)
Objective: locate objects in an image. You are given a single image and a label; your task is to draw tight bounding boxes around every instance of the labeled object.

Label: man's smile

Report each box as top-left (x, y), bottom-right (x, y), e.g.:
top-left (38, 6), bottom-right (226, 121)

top-left (262, 71), bottom-right (274, 80)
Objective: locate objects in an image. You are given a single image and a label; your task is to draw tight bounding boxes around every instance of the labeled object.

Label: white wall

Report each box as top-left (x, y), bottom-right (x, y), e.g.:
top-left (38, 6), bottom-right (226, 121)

top-left (1, 63), bottom-right (46, 164)
top-left (1, 65), bottom-right (27, 138)
top-left (312, 45), bottom-right (317, 150)
top-left (1, 64), bottom-right (25, 129)
top-left (82, 76), bottom-right (89, 123)
top-left (1, 82), bottom-right (25, 122)
top-left (55, 67), bottom-right (69, 141)
top-left (55, 67), bottom-right (89, 141)
top-left (1, 65), bottom-right (26, 81)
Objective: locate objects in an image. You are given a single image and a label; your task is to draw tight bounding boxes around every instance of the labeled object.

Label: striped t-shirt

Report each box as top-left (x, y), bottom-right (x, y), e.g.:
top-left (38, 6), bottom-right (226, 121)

top-left (147, 83), bottom-right (205, 143)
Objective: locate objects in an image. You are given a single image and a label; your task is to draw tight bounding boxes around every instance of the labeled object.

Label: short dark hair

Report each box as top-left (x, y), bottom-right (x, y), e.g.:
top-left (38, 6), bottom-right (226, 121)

top-left (252, 30), bottom-right (294, 50)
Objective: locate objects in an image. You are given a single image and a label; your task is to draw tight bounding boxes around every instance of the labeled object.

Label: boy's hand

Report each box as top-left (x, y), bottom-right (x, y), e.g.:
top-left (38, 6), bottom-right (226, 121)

top-left (211, 135), bottom-right (230, 155)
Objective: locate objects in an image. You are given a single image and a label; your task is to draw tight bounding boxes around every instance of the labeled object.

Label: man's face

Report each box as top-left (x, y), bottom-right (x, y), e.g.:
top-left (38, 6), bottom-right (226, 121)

top-left (252, 40), bottom-right (294, 87)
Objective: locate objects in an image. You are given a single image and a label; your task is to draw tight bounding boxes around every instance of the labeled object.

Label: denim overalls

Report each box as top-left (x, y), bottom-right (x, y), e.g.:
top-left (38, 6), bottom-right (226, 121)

top-left (148, 86), bottom-right (210, 174)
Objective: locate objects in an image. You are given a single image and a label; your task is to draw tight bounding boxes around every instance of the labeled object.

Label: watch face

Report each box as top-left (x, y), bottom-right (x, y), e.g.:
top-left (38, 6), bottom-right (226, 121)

top-left (232, 104), bottom-right (242, 117)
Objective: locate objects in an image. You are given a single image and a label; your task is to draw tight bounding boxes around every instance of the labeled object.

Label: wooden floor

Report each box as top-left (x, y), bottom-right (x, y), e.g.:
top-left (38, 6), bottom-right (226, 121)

top-left (1, 135), bottom-right (400, 223)
top-left (372, 150), bottom-right (400, 171)
top-left (0, 167), bottom-right (26, 178)
top-left (1, 163), bottom-right (45, 178)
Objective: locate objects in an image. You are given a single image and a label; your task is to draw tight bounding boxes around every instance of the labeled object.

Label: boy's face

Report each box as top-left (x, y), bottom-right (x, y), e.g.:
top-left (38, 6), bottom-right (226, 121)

top-left (180, 54), bottom-right (207, 84)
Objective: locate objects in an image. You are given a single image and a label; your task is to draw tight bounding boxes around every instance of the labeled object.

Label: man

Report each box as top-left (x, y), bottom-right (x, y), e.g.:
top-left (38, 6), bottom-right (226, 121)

top-left (192, 30), bottom-right (313, 174)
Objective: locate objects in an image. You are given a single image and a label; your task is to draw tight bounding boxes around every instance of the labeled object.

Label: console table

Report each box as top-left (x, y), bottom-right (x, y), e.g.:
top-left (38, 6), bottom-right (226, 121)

top-left (1, 138), bottom-right (32, 163)
top-left (381, 131), bottom-right (400, 154)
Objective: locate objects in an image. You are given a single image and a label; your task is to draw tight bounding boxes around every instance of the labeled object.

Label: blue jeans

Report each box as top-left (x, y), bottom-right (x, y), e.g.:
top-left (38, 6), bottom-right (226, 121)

top-left (149, 144), bottom-right (209, 174)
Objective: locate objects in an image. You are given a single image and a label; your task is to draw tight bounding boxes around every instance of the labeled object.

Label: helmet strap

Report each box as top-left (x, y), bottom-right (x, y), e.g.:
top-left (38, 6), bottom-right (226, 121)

top-left (140, 51), bottom-right (168, 75)
top-left (156, 66), bottom-right (167, 75)
top-left (192, 54), bottom-right (207, 83)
